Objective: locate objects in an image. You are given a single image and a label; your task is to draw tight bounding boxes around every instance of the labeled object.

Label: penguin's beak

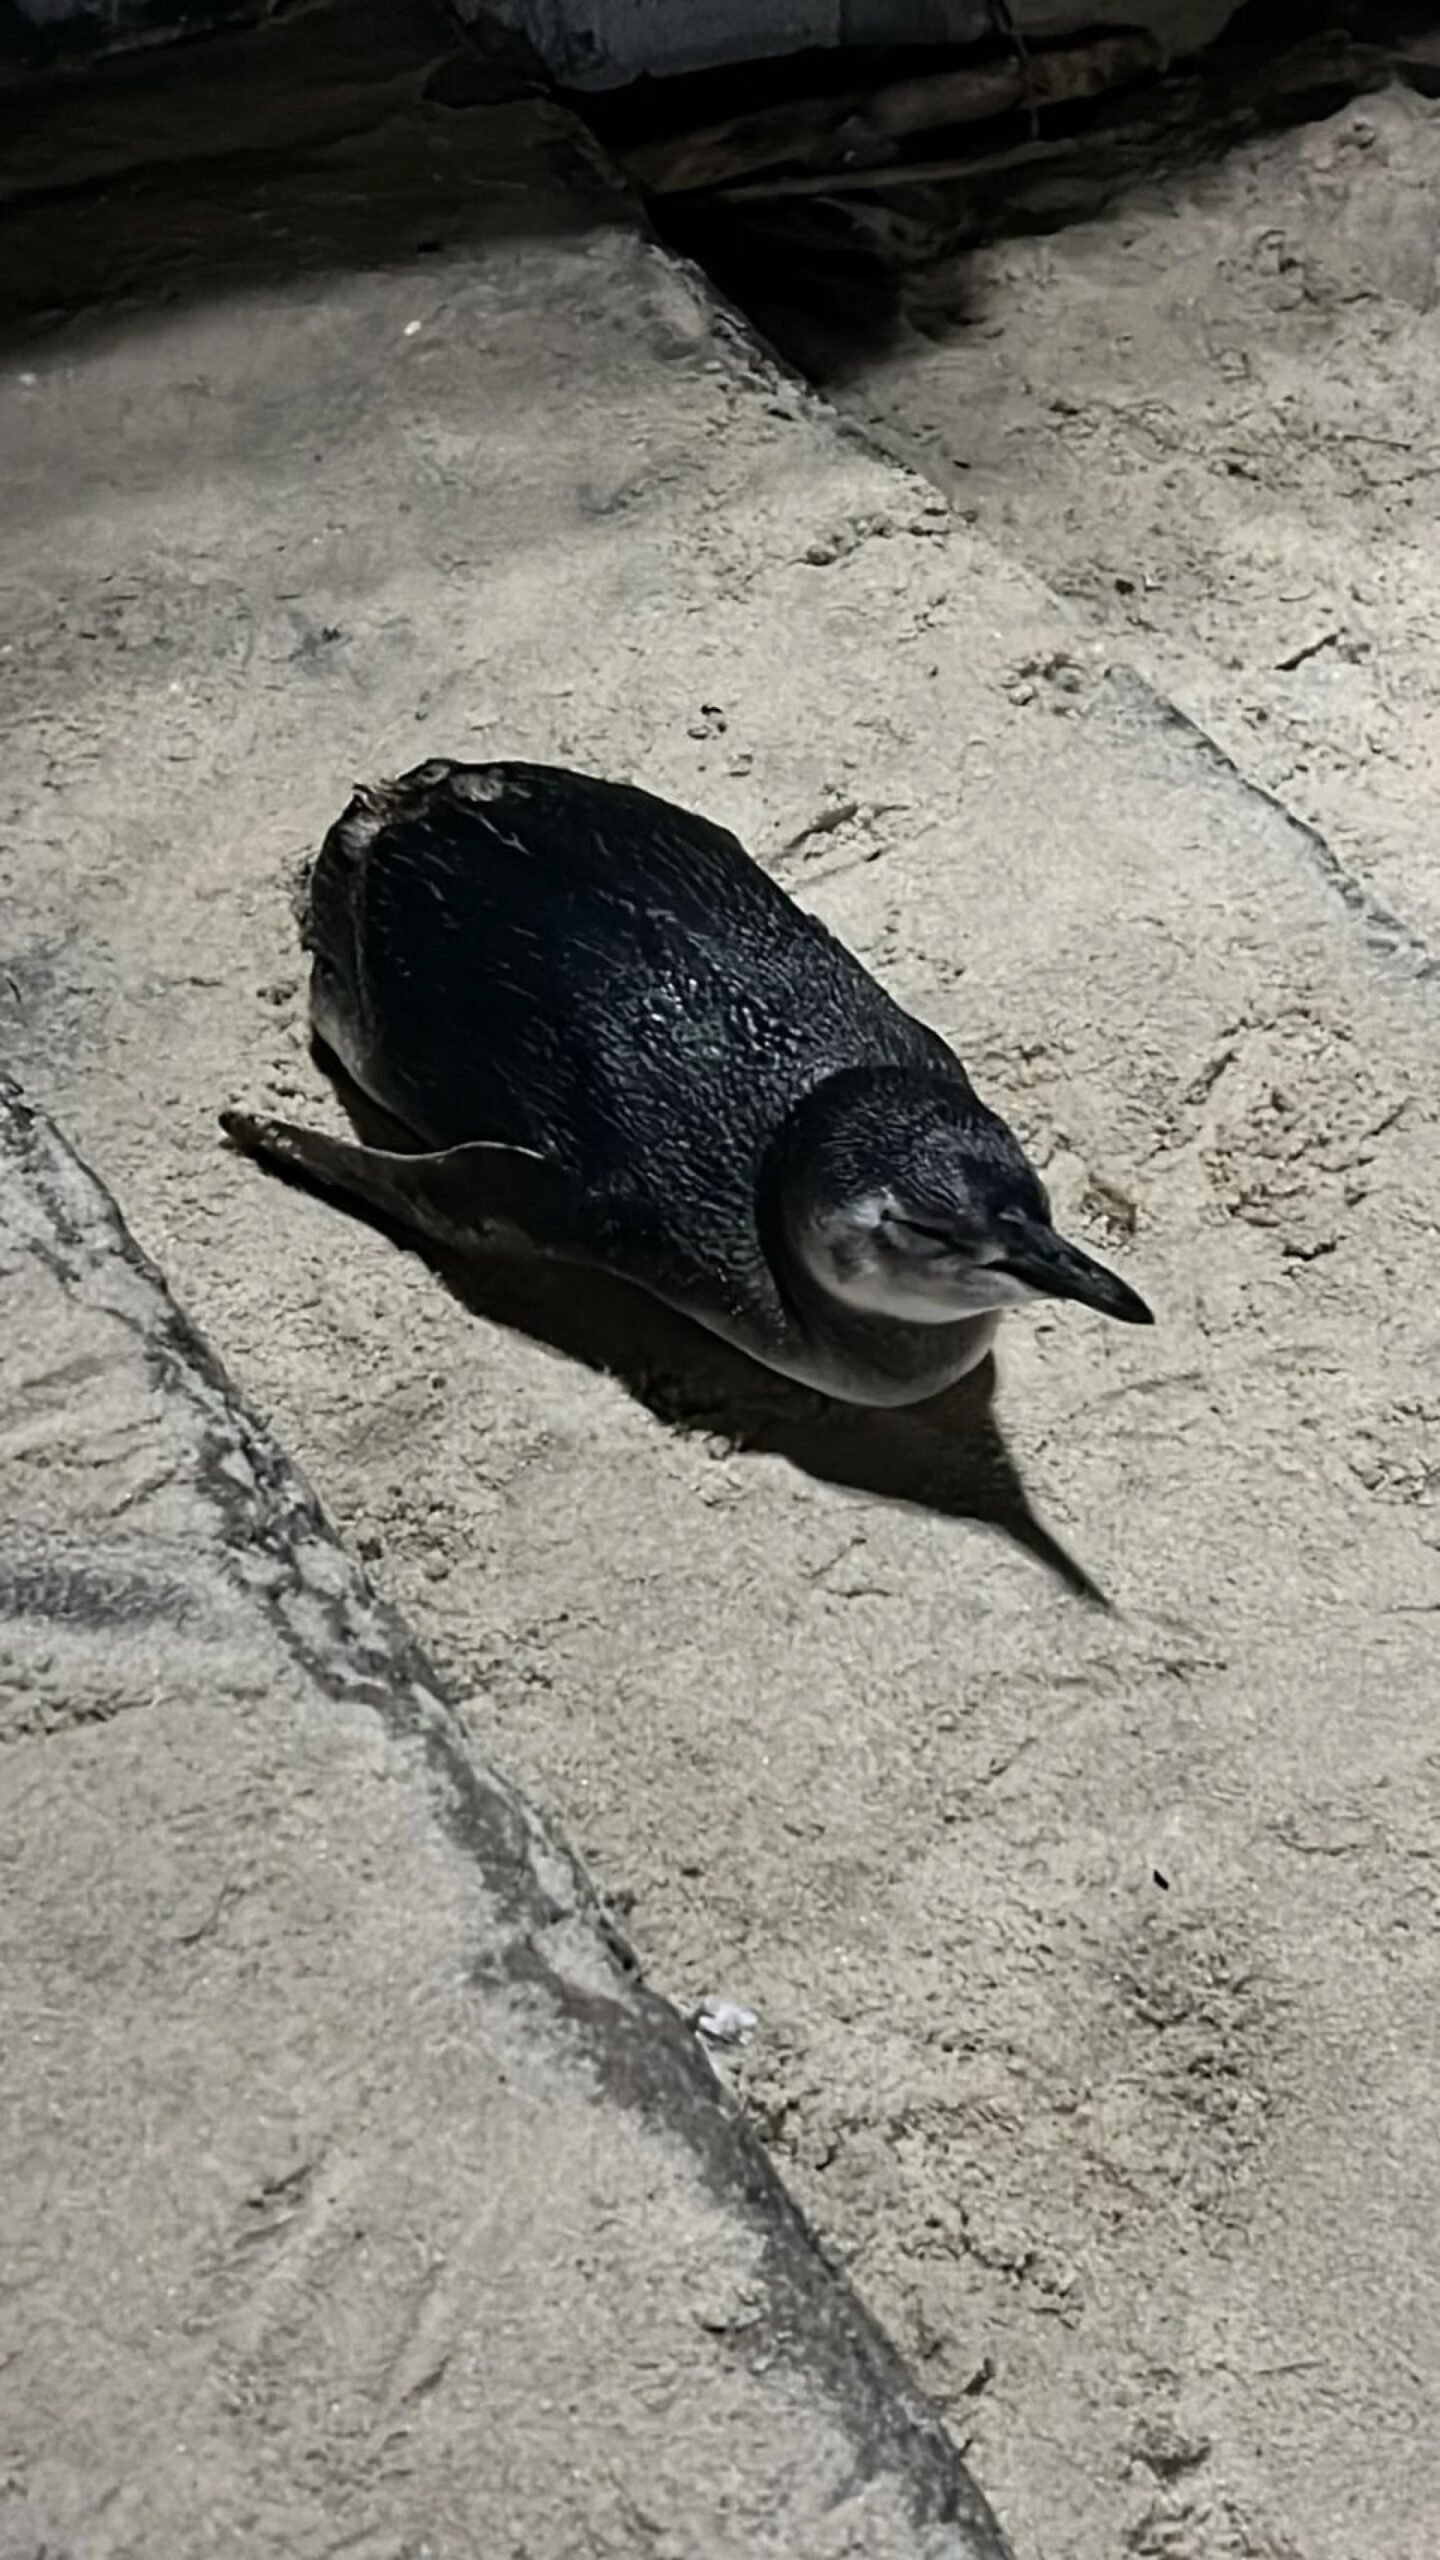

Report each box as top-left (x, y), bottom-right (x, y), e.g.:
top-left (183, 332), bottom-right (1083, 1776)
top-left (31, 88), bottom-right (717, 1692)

top-left (997, 1220), bottom-right (1154, 1326)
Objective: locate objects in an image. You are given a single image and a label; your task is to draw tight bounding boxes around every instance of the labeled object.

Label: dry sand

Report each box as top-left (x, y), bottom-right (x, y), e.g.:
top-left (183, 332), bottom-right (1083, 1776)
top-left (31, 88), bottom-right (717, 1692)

top-left (4, 37), bottom-right (1440, 2560)
top-left (851, 80), bottom-right (1440, 948)
top-left (1, 1080), bottom-right (1012, 2560)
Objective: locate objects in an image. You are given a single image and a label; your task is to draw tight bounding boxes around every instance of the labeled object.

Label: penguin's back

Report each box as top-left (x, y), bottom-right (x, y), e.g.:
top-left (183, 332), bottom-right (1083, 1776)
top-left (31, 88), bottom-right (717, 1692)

top-left (304, 758), bottom-right (958, 1214)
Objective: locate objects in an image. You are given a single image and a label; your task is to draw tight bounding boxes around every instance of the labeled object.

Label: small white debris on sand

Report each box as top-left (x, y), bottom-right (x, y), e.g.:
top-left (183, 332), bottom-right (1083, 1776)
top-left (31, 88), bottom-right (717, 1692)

top-left (688, 1997), bottom-right (758, 2047)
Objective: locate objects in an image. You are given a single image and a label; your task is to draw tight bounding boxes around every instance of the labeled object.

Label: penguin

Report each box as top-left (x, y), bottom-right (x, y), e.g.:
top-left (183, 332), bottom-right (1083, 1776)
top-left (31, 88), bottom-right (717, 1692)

top-left (222, 758), bottom-right (1151, 1407)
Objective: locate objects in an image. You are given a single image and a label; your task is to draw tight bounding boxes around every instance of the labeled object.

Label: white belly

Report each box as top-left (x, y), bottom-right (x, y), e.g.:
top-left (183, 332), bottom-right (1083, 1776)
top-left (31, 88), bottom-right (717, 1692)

top-left (685, 1302), bottom-right (1001, 1410)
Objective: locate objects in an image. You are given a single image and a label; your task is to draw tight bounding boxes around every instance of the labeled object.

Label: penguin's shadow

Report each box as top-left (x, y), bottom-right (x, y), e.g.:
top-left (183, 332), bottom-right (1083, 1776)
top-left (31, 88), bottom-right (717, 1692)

top-left (301, 1058), bottom-right (1109, 1607)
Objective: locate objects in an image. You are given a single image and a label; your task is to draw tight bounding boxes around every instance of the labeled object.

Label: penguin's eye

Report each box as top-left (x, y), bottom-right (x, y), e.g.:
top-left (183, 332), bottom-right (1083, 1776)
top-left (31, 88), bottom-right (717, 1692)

top-left (885, 1213), bottom-right (968, 1259)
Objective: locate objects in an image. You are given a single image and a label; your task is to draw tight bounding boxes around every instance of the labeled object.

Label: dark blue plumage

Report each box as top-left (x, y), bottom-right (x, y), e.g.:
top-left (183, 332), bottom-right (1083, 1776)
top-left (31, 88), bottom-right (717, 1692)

top-left (223, 757), bottom-right (1150, 1406)
top-left (309, 757), bottom-right (956, 1204)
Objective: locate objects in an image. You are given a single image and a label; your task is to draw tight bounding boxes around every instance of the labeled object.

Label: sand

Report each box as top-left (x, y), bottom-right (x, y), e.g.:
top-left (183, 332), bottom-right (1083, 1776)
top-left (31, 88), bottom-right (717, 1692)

top-left (850, 80), bottom-right (1440, 948)
top-left (4, 34), bottom-right (1440, 2560)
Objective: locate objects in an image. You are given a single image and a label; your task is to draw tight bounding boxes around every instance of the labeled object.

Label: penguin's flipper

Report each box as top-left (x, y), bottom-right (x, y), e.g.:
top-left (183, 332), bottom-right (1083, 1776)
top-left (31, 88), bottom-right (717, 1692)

top-left (220, 1109), bottom-right (582, 1255)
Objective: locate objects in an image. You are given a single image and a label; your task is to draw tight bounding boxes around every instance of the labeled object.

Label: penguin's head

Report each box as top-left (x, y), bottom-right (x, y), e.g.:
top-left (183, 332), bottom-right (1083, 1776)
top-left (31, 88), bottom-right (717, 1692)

top-left (781, 1068), bottom-right (1153, 1331)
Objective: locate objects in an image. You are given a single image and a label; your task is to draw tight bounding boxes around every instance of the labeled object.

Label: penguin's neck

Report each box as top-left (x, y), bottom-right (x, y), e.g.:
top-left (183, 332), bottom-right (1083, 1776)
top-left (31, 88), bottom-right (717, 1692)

top-left (756, 1206), bottom-right (996, 1406)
